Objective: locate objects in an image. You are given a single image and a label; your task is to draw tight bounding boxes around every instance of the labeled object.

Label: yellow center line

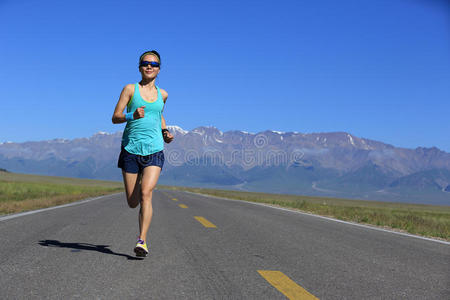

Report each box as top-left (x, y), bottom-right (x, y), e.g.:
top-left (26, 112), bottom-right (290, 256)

top-left (172, 198), bottom-right (178, 201)
top-left (257, 270), bottom-right (319, 300)
top-left (194, 216), bottom-right (217, 228)
top-left (178, 204), bottom-right (188, 208)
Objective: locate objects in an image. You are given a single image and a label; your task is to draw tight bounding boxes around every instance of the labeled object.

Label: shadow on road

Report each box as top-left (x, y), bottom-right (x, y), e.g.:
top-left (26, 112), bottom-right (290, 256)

top-left (38, 240), bottom-right (142, 260)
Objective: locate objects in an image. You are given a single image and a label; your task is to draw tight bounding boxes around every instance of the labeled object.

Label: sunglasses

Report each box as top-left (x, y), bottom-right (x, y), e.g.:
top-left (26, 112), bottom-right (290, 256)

top-left (140, 61), bottom-right (160, 68)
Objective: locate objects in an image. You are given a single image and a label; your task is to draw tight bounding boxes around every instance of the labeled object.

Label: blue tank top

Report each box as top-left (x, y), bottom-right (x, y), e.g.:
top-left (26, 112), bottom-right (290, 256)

top-left (121, 83), bottom-right (164, 155)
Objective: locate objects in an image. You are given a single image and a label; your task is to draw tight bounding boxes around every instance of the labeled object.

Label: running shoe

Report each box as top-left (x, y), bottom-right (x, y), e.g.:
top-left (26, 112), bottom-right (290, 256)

top-left (134, 239), bottom-right (149, 257)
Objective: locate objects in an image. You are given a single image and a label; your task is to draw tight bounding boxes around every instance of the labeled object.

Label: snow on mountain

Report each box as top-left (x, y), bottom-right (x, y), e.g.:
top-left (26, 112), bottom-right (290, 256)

top-left (191, 128), bottom-right (205, 136)
top-left (271, 130), bottom-right (285, 134)
top-left (347, 134), bottom-right (356, 146)
top-left (167, 125), bottom-right (188, 135)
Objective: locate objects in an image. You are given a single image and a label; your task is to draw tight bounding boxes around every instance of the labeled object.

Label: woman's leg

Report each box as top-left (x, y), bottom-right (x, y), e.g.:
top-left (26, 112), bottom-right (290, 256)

top-left (121, 170), bottom-right (142, 208)
top-left (138, 165), bottom-right (161, 242)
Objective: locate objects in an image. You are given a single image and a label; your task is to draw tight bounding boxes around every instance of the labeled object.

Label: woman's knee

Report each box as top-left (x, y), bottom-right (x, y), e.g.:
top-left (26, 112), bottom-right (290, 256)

top-left (141, 188), bottom-right (154, 202)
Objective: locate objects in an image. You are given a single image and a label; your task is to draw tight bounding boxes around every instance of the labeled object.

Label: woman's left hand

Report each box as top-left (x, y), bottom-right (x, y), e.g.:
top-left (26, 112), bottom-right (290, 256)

top-left (163, 131), bottom-right (174, 143)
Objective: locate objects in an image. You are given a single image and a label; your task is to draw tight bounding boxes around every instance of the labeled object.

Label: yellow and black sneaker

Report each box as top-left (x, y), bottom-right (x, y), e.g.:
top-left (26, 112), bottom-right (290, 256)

top-left (134, 239), bottom-right (148, 257)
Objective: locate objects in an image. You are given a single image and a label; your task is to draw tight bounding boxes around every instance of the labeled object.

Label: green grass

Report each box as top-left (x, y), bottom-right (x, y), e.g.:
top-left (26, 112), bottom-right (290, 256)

top-left (158, 185), bottom-right (450, 241)
top-left (0, 172), bottom-right (122, 215)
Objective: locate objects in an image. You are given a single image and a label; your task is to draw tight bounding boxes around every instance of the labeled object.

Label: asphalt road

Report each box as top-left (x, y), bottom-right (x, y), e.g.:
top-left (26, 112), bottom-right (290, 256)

top-left (0, 189), bottom-right (449, 299)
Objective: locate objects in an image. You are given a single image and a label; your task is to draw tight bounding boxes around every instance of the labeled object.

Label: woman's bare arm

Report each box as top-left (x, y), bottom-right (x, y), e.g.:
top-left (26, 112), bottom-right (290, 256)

top-left (161, 114), bottom-right (168, 129)
top-left (160, 89), bottom-right (174, 143)
top-left (160, 88), bottom-right (169, 130)
top-left (112, 84), bottom-right (134, 124)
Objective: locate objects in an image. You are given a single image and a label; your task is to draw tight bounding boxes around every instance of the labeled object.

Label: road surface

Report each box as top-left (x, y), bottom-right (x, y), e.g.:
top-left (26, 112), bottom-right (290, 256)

top-left (0, 189), bottom-right (448, 299)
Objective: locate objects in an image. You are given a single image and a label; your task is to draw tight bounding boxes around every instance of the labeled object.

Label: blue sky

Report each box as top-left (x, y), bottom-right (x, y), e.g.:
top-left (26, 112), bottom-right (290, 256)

top-left (1, 0), bottom-right (449, 151)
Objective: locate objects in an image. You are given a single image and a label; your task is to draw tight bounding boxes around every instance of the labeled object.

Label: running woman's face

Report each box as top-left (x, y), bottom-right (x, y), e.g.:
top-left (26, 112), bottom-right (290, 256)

top-left (139, 54), bottom-right (160, 79)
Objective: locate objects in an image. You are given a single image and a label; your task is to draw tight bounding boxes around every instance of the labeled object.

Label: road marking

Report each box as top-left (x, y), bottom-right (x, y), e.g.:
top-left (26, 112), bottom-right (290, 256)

top-left (0, 193), bottom-right (121, 222)
top-left (258, 270), bottom-right (318, 300)
top-left (172, 198), bottom-right (178, 201)
top-left (178, 204), bottom-right (188, 208)
top-left (194, 216), bottom-right (217, 228)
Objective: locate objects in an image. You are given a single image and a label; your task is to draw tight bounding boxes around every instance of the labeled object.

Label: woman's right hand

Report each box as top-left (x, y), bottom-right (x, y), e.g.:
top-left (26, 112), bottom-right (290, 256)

top-left (133, 106), bottom-right (146, 119)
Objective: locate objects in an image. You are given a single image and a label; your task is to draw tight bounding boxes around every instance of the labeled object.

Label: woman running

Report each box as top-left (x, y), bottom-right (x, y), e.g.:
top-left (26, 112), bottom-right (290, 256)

top-left (112, 50), bottom-right (174, 257)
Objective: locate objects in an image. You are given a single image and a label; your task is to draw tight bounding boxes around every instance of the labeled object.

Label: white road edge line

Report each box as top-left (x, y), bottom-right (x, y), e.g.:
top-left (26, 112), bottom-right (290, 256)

top-left (181, 190), bottom-right (450, 246)
top-left (0, 193), bottom-right (122, 222)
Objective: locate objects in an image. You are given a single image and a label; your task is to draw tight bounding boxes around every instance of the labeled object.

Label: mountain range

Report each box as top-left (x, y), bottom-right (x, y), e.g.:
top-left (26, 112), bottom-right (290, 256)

top-left (1, 126), bottom-right (449, 205)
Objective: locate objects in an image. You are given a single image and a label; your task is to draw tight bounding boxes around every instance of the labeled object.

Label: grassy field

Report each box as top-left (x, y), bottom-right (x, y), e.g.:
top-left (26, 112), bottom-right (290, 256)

top-left (159, 185), bottom-right (450, 241)
top-left (0, 171), bottom-right (123, 215)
